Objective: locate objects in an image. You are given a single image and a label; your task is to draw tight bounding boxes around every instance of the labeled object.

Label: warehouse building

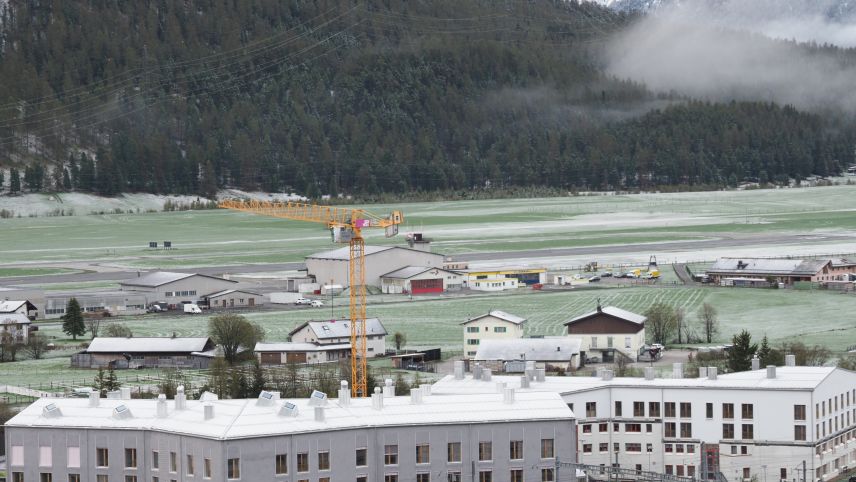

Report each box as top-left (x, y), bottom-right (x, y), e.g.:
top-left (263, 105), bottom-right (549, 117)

top-left (289, 318), bottom-right (388, 356)
top-left (433, 358), bottom-right (856, 481)
top-left (708, 258), bottom-right (835, 286)
top-left (254, 342), bottom-right (351, 365)
top-left (202, 289), bottom-right (265, 309)
top-left (4, 386), bottom-right (575, 482)
top-left (119, 271), bottom-right (237, 306)
top-left (380, 266), bottom-right (464, 294)
top-left (462, 268), bottom-right (547, 291)
top-left (70, 337), bottom-right (216, 369)
top-left (44, 291), bottom-right (148, 319)
top-left (305, 246), bottom-right (445, 289)
top-left (461, 310), bottom-right (526, 358)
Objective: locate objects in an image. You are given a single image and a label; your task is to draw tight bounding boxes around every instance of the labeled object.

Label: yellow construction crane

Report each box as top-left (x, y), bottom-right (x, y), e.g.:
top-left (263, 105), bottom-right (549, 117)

top-left (218, 199), bottom-right (404, 397)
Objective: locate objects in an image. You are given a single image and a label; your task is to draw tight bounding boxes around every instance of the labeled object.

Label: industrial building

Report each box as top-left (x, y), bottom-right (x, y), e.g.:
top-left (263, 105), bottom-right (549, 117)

top-left (43, 291), bottom-right (149, 319)
top-left (305, 245), bottom-right (445, 289)
top-left (433, 358), bottom-right (856, 482)
top-left (461, 310), bottom-right (527, 358)
top-left (70, 337), bottom-right (216, 369)
top-left (707, 258), bottom-right (841, 286)
top-left (473, 337), bottom-right (582, 372)
top-left (4, 386), bottom-right (575, 482)
top-left (119, 271), bottom-right (237, 306)
top-left (289, 318), bottom-right (388, 356)
top-left (462, 267), bottom-right (547, 291)
top-left (255, 342), bottom-right (351, 365)
top-left (201, 289), bottom-right (265, 309)
top-left (380, 266), bottom-right (464, 294)
top-left (564, 304), bottom-right (646, 363)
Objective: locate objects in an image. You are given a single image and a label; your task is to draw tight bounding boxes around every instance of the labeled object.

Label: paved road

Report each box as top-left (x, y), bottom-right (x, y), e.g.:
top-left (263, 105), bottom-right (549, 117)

top-left (4, 232), bottom-right (851, 286)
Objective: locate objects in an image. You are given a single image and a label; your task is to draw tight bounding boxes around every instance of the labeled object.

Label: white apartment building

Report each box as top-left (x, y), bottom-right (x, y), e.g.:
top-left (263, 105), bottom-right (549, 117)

top-left (433, 358), bottom-right (856, 482)
top-left (4, 385), bottom-right (574, 482)
top-left (289, 318), bottom-right (388, 355)
top-left (462, 310), bottom-right (526, 358)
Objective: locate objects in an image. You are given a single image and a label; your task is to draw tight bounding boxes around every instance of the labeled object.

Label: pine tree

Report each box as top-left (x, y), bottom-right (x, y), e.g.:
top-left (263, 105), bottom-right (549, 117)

top-left (9, 168), bottom-right (20, 194)
top-left (250, 359), bottom-right (266, 396)
top-left (727, 330), bottom-right (758, 373)
top-left (93, 367), bottom-right (107, 396)
top-left (62, 298), bottom-right (86, 340)
top-left (106, 367), bottom-right (121, 392)
top-left (757, 335), bottom-right (772, 367)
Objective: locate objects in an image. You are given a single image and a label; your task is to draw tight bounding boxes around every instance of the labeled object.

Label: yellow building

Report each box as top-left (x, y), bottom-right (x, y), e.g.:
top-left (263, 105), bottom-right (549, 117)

top-left (462, 268), bottom-right (546, 292)
top-left (460, 310), bottom-right (527, 358)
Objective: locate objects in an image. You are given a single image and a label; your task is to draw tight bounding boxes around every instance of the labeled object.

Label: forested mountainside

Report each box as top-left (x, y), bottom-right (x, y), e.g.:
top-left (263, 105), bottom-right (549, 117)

top-left (0, 0), bottom-right (852, 199)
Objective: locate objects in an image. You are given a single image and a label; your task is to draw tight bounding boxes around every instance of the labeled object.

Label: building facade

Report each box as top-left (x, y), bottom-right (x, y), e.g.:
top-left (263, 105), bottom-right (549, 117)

top-left (461, 310), bottom-right (527, 358)
top-left (119, 272), bottom-right (238, 306)
top-left (0, 313), bottom-right (31, 344)
top-left (305, 246), bottom-right (445, 289)
top-left (255, 342), bottom-right (351, 365)
top-left (5, 388), bottom-right (575, 482)
top-left (289, 319), bottom-right (387, 356)
top-left (564, 305), bottom-right (646, 363)
top-left (202, 289), bottom-right (264, 309)
top-left (380, 266), bottom-right (464, 294)
top-left (44, 291), bottom-right (148, 319)
top-left (70, 337), bottom-right (216, 369)
top-left (473, 337), bottom-right (582, 372)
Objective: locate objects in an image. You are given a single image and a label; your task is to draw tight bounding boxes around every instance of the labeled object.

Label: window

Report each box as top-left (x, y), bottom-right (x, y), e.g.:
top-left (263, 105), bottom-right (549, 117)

top-left (318, 451), bottom-right (330, 471)
top-left (795, 425), bottom-right (807, 441)
top-left (152, 451), bottom-right (159, 470)
top-left (741, 446), bottom-right (748, 455)
top-left (467, 327), bottom-right (479, 333)
top-left (124, 477), bottom-right (136, 482)
top-left (599, 423), bottom-right (608, 432)
top-left (169, 452), bottom-right (177, 472)
top-left (227, 458), bottom-right (240, 479)
top-left (687, 444), bottom-right (695, 454)
top-left (646, 443), bottom-right (653, 453)
top-left (665, 402), bottom-right (676, 418)
top-left (649, 402), bottom-right (660, 417)
top-left (583, 424), bottom-right (592, 433)
top-left (39, 446), bottom-right (52, 467)
top-left (356, 448), bottom-right (367, 467)
top-left (633, 401), bottom-right (645, 417)
top-left (204, 458), bottom-right (212, 478)
top-left (743, 468), bottom-right (751, 479)
top-left (542, 468), bottom-right (555, 481)
top-left (586, 402), bottom-right (597, 417)
top-left (467, 339), bottom-right (480, 345)
top-left (665, 422), bottom-right (676, 438)
top-left (97, 448), bottom-right (109, 467)
top-left (12, 474), bottom-right (23, 482)
top-left (385, 476), bottom-right (398, 482)
top-left (665, 444), bottom-right (673, 453)
top-left (599, 443), bottom-right (609, 452)
top-left (541, 438), bottom-right (554, 458)
top-left (742, 404), bottom-right (754, 419)
top-left (723, 403), bottom-right (734, 419)
top-left (121, 448), bottom-right (136, 469)
top-left (417, 474), bottom-right (430, 482)
top-left (479, 471), bottom-right (492, 482)
top-left (297, 453), bottom-right (309, 472)
top-left (416, 445), bottom-right (430, 464)
top-left (479, 441), bottom-right (492, 461)
top-left (448, 442), bottom-right (461, 463)
top-left (625, 443), bottom-right (642, 452)
top-left (40, 474), bottom-right (52, 482)
top-left (625, 336), bottom-right (632, 349)
top-left (795, 405), bottom-right (806, 421)
top-left (384, 445), bottom-right (398, 465)
top-left (182, 454), bottom-right (192, 476)
top-left (615, 401), bottom-right (623, 416)
top-left (67, 447), bottom-right (80, 469)
top-left (494, 327), bottom-right (506, 333)
top-left (626, 423), bottom-right (642, 433)
top-left (448, 472), bottom-right (462, 482)
top-left (511, 469), bottom-right (524, 482)
top-left (510, 440), bottom-right (523, 460)
top-left (68, 476), bottom-right (80, 482)
top-left (607, 336), bottom-right (614, 348)
top-left (742, 424), bottom-right (754, 440)
top-left (681, 422), bottom-right (693, 438)
top-left (646, 424), bottom-right (653, 433)
top-left (706, 403), bottom-right (714, 419)
top-left (583, 444), bottom-right (592, 454)
top-left (357, 477), bottom-right (368, 482)
top-left (723, 424), bottom-right (735, 439)
top-left (96, 477), bottom-right (107, 482)
top-left (680, 402), bottom-right (692, 418)
top-left (591, 336), bottom-right (598, 348)
top-left (276, 454), bottom-right (288, 474)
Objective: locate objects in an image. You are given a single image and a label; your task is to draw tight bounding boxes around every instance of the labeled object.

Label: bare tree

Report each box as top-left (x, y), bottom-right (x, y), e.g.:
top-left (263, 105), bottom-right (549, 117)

top-left (0, 332), bottom-right (19, 362)
top-left (393, 332), bottom-right (407, 352)
top-left (643, 303), bottom-right (677, 345)
top-left (697, 303), bottom-right (719, 343)
top-left (86, 317), bottom-right (102, 339)
top-left (26, 333), bottom-right (49, 360)
top-left (675, 307), bottom-right (686, 344)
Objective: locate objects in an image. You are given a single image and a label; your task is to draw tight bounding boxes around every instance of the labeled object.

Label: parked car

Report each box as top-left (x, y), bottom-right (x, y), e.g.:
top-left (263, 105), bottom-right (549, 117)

top-left (310, 300), bottom-right (324, 308)
top-left (588, 276), bottom-right (601, 282)
top-left (183, 303), bottom-right (202, 314)
top-left (600, 272), bottom-right (613, 278)
top-left (294, 298), bottom-right (313, 305)
top-left (651, 343), bottom-right (665, 351)
top-left (585, 356), bottom-right (600, 364)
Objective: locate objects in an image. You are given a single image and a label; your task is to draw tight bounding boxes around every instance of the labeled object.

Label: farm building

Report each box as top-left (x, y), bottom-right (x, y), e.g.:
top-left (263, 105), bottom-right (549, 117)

top-left (0, 300), bottom-right (38, 319)
top-left (0, 313), bottom-right (32, 344)
top-left (202, 289), bottom-right (265, 309)
top-left (461, 267), bottom-right (546, 291)
top-left (564, 304), bottom-right (646, 363)
top-left (70, 337), bottom-right (216, 369)
top-left (707, 258), bottom-right (836, 285)
top-left (472, 337), bottom-right (582, 372)
top-left (43, 291), bottom-right (148, 319)
top-left (305, 245), bottom-right (445, 289)
top-left (119, 271), bottom-right (237, 305)
top-left (289, 318), bottom-right (388, 356)
top-left (461, 310), bottom-right (526, 358)
top-left (380, 266), bottom-right (463, 294)
top-left (254, 342), bottom-right (350, 365)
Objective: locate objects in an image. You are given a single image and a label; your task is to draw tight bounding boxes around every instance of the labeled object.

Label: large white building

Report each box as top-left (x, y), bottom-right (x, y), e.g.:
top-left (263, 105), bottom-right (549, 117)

top-left (5, 386), bottom-right (575, 482)
top-left (462, 310), bottom-right (527, 358)
top-left (433, 359), bottom-right (856, 481)
top-left (305, 245), bottom-right (445, 289)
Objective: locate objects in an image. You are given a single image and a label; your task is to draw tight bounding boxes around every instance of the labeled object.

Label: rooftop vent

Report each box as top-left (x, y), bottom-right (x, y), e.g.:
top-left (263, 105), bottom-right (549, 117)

top-left (785, 354), bottom-right (796, 367)
top-left (106, 390), bottom-right (121, 399)
top-left (699, 367), bottom-right (708, 378)
top-left (257, 391), bottom-right (276, 406)
top-left (199, 391), bottom-right (219, 402)
top-left (644, 367), bottom-right (655, 381)
top-left (113, 404), bottom-right (132, 420)
top-left (175, 385), bottom-right (187, 411)
top-left (156, 394), bottom-right (168, 418)
top-left (672, 362), bottom-right (684, 379)
top-left (383, 379), bottom-right (395, 398)
top-left (309, 390), bottom-right (328, 407)
top-left (410, 388), bottom-right (424, 405)
top-left (372, 387), bottom-right (384, 411)
top-left (314, 406), bottom-right (326, 422)
top-left (707, 367), bottom-right (718, 381)
top-left (473, 364), bottom-right (483, 380)
top-left (482, 368), bottom-right (492, 382)
top-left (279, 401), bottom-right (299, 417)
top-left (42, 403), bottom-right (62, 418)
top-left (495, 381), bottom-right (507, 394)
top-left (751, 356), bottom-right (760, 371)
top-left (88, 391), bottom-right (100, 407)
top-left (203, 403), bottom-right (214, 420)
top-left (503, 387), bottom-right (515, 405)
top-left (535, 368), bottom-right (546, 382)
top-left (601, 369), bottom-right (614, 381)
top-left (520, 375), bottom-right (530, 389)
top-left (737, 260), bottom-right (747, 269)
top-left (120, 387), bottom-right (131, 400)
top-left (453, 361), bottom-right (465, 380)
top-left (766, 365), bottom-right (777, 379)
top-left (338, 381), bottom-right (351, 407)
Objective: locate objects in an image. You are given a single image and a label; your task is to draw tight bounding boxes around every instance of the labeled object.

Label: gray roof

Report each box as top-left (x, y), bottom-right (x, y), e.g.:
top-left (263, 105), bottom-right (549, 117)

top-left (204, 289), bottom-right (261, 299)
top-left (0, 313), bottom-right (31, 325)
top-left (307, 245), bottom-right (444, 261)
top-left (120, 271), bottom-right (236, 288)
top-left (462, 310), bottom-right (527, 326)
top-left (474, 337), bottom-right (581, 361)
top-left (255, 342), bottom-right (351, 352)
top-left (289, 318), bottom-right (387, 339)
top-left (381, 266), bottom-right (459, 279)
top-left (709, 258), bottom-right (831, 276)
top-left (0, 300), bottom-right (31, 313)
top-left (564, 306), bottom-right (646, 326)
top-left (85, 337), bottom-right (213, 354)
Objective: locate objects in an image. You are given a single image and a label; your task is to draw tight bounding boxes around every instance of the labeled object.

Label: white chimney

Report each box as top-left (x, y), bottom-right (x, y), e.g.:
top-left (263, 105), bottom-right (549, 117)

top-left (672, 363), bottom-right (684, 379)
top-left (601, 369), bottom-right (614, 381)
top-left (525, 368), bottom-right (535, 381)
top-left (535, 368), bottom-right (546, 382)
top-left (496, 381), bottom-right (506, 393)
top-left (707, 367), bottom-right (718, 380)
top-left (107, 390), bottom-right (121, 399)
top-left (314, 406), bottom-right (325, 422)
top-left (88, 391), bottom-right (100, 407)
top-left (785, 354), bottom-right (796, 367)
top-left (453, 361), bottom-right (465, 380)
top-left (482, 368), bottom-right (492, 381)
top-left (309, 390), bottom-right (328, 406)
top-left (257, 390), bottom-right (276, 406)
top-left (338, 381), bottom-right (351, 407)
top-left (383, 379), bottom-right (395, 398)
top-left (175, 386), bottom-right (187, 410)
top-left (525, 360), bottom-right (536, 371)
top-left (156, 394), bottom-right (168, 418)
top-left (42, 403), bottom-right (62, 418)
top-left (473, 364), bottom-right (482, 380)
top-left (699, 367), bottom-right (708, 378)
top-left (644, 367), bottom-right (655, 381)
top-left (372, 387), bottom-right (384, 411)
top-left (279, 401), bottom-right (299, 417)
top-left (595, 367), bottom-right (605, 378)
top-left (520, 375), bottom-right (530, 388)
top-left (751, 356), bottom-right (760, 371)
top-left (420, 383), bottom-right (431, 396)
top-left (767, 365), bottom-right (777, 379)
top-left (120, 387), bottom-right (131, 400)
top-left (503, 387), bottom-right (515, 404)
top-left (410, 388), bottom-right (423, 405)
top-left (203, 403), bottom-right (214, 420)
top-left (112, 404), bottom-right (132, 420)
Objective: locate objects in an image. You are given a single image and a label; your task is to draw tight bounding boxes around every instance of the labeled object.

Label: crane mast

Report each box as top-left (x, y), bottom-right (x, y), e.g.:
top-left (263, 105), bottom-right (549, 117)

top-left (218, 199), bottom-right (403, 397)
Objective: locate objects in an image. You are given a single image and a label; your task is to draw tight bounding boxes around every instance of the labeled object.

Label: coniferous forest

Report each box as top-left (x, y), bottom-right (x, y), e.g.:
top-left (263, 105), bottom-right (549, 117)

top-left (0, 0), bottom-right (852, 199)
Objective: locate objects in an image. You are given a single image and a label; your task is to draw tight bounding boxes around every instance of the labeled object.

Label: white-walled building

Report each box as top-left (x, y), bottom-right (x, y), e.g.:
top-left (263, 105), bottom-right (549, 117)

top-left (119, 271), bottom-right (237, 306)
top-left (255, 342), bottom-right (351, 365)
top-left (305, 246), bottom-right (445, 288)
top-left (0, 300), bottom-right (38, 319)
top-left (564, 304), bottom-right (646, 363)
top-left (461, 310), bottom-right (526, 358)
top-left (432, 360), bottom-right (856, 482)
top-left (380, 266), bottom-right (464, 294)
top-left (0, 313), bottom-right (31, 343)
top-left (473, 337), bottom-right (582, 372)
top-left (289, 318), bottom-right (387, 356)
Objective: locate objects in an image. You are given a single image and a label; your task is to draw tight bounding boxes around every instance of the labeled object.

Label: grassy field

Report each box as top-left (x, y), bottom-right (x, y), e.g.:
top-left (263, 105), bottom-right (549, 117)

top-left (1, 186), bottom-right (855, 269)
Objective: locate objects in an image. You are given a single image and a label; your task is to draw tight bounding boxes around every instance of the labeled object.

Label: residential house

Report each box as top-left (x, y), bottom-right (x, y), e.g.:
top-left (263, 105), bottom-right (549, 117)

top-left (563, 304), bottom-right (646, 363)
top-left (461, 310), bottom-right (526, 358)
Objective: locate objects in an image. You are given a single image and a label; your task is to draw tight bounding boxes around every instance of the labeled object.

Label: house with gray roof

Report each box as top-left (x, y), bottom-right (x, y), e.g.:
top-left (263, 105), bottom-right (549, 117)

top-left (0, 300), bottom-right (38, 319)
top-left (564, 304), bottom-right (646, 363)
top-left (0, 313), bottom-right (32, 344)
top-left (473, 337), bottom-right (581, 372)
top-left (707, 257), bottom-right (835, 285)
top-left (255, 341), bottom-right (351, 365)
top-left (461, 310), bottom-right (527, 358)
top-left (289, 318), bottom-right (388, 356)
top-left (70, 336), bottom-right (216, 369)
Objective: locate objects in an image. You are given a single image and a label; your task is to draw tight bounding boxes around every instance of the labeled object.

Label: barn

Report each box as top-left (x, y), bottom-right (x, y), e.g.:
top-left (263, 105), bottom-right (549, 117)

top-left (254, 342), bottom-right (351, 365)
top-left (305, 246), bottom-right (445, 289)
top-left (380, 266), bottom-right (463, 294)
top-left (70, 337), bottom-right (216, 369)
